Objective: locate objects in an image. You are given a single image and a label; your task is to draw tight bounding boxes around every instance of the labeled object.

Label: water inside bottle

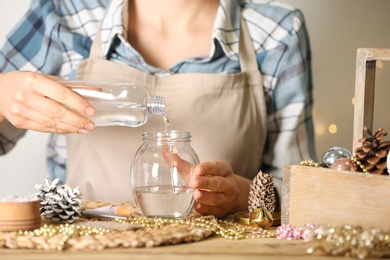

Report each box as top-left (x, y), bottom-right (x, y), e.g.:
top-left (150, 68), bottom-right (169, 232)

top-left (88, 101), bottom-right (148, 127)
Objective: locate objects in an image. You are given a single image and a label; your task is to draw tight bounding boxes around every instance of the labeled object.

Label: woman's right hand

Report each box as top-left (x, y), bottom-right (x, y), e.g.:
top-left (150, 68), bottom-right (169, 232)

top-left (0, 71), bottom-right (95, 134)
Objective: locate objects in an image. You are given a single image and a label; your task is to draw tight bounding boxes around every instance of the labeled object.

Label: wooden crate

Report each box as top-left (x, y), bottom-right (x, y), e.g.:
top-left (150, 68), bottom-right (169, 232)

top-left (353, 48), bottom-right (390, 150)
top-left (282, 165), bottom-right (390, 230)
top-left (282, 48), bottom-right (390, 230)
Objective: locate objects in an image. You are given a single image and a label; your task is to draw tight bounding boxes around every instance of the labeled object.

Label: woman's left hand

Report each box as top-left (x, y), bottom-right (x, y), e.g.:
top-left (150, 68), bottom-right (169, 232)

top-left (164, 149), bottom-right (250, 218)
top-left (190, 161), bottom-right (246, 218)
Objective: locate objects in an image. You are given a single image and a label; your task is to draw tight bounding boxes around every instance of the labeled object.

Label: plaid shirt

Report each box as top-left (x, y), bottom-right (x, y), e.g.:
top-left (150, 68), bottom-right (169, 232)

top-left (0, 0), bottom-right (316, 182)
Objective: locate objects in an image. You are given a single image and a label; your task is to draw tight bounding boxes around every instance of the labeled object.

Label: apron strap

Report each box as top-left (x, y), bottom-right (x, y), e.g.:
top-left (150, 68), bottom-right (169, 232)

top-left (239, 16), bottom-right (259, 73)
top-left (89, 26), bottom-right (104, 59)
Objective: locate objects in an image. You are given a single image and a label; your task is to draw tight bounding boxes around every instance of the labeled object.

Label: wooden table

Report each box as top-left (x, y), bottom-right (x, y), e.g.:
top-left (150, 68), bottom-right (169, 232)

top-left (0, 202), bottom-right (350, 259)
top-left (0, 233), bottom-right (347, 260)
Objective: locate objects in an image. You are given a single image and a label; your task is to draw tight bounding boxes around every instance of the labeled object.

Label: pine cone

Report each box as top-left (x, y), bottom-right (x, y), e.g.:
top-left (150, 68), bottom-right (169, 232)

top-left (354, 127), bottom-right (390, 174)
top-left (248, 171), bottom-right (275, 214)
top-left (34, 176), bottom-right (82, 223)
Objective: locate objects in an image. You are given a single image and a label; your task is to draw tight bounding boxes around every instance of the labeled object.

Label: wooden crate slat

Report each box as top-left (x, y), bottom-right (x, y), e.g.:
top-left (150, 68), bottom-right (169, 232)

top-left (353, 48), bottom-right (390, 150)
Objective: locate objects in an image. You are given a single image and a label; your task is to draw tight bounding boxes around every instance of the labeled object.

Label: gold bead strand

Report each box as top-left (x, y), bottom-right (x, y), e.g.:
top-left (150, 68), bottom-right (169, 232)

top-left (15, 223), bottom-right (110, 251)
top-left (117, 215), bottom-right (275, 240)
top-left (349, 156), bottom-right (369, 174)
top-left (300, 160), bottom-right (321, 167)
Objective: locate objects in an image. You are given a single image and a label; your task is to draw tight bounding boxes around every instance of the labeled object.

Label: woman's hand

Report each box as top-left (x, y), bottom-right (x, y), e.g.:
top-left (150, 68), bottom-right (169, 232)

top-left (163, 147), bottom-right (250, 218)
top-left (190, 161), bottom-right (251, 218)
top-left (0, 71), bottom-right (95, 134)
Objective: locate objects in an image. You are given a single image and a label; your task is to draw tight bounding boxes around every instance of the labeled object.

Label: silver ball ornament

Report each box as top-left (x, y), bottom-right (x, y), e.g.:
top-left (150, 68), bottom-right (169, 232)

top-left (322, 146), bottom-right (352, 167)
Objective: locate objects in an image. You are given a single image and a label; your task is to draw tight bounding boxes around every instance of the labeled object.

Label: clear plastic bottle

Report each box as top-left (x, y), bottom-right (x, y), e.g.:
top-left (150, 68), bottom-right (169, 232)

top-left (63, 81), bottom-right (166, 127)
top-left (131, 130), bottom-right (199, 219)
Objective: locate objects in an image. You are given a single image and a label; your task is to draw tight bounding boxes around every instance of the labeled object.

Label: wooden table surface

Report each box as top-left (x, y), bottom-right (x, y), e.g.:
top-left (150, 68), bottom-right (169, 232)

top-left (0, 202), bottom-right (351, 260)
top-left (0, 234), bottom-right (348, 260)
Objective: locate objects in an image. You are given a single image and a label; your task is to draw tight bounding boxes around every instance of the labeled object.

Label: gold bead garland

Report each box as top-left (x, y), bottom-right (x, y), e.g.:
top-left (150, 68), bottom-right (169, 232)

top-left (8, 214), bottom-right (275, 251)
top-left (300, 160), bottom-right (321, 167)
top-left (16, 224), bottom-right (109, 250)
top-left (116, 215), bottom-right (275, 240)
top-left (300, 156), bottom-right (368, 174)
top-left (11, 217), bottom-right (390, 258)
top-left (349, 156), bottom-right (369, 174)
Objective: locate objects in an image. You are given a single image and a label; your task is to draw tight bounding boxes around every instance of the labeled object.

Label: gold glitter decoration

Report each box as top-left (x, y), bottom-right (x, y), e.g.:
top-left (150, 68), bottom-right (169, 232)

top-left (116, 215), bottom-right (276, 240)
top-left (306, 225), bottom-right (390, 259)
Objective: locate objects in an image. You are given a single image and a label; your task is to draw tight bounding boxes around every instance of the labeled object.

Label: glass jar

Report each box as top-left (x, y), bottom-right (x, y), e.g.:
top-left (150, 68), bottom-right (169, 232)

top-left (62, 81), bottom-right (166, 127)
top-left (131, 130), bottom-right (199, 219)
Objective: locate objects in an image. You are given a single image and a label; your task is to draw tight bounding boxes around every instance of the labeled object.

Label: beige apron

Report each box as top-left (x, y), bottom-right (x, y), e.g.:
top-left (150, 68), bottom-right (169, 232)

top-left (66, 15), bottom-right (267, 202)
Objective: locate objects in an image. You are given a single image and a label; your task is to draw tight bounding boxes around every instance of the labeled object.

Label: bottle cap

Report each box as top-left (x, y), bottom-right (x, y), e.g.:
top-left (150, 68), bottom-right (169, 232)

top-left (147, 96), bottom-right (166, 116)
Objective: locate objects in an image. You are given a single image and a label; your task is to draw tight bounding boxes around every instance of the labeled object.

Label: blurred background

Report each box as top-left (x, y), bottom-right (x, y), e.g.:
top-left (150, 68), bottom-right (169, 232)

top-left (1, 0), bottom-right (390, 196)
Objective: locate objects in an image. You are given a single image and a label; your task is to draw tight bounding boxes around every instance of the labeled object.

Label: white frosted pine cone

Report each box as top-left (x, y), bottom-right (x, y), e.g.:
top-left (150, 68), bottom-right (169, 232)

top-left (34, 176), bottom-right (82, 223)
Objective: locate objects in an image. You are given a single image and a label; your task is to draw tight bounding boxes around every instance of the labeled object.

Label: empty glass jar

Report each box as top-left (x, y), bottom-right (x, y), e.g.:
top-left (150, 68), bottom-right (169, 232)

top-left (131, 130), bottom-right (199, 219)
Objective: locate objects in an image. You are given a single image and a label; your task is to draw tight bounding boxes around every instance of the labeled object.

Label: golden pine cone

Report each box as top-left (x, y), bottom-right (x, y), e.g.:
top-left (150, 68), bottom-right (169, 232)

top-left (354, 127), bottom-right (390, 174)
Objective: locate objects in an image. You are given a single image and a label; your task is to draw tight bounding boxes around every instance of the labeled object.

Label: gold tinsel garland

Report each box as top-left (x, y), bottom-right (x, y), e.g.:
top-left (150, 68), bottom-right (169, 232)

top-left (0, 215), bottom-right (277, 251)
top-left (0, 220), bottom-right (213, 250)
top-left (306, 225), bottom-right (390, 259)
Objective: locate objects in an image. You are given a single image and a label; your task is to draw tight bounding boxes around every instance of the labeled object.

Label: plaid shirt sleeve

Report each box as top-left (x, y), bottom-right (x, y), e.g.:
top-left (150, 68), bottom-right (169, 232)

top-left (0, 1), bottom-right (67, 75)
top-left (0, 0), bottom-right (63, 154)
top-left (259, 9), bottom-right (317, 179)
top-left (0, 0), bottom-right (103, 154)
top-left (0, 121), bottom-right (26, 155)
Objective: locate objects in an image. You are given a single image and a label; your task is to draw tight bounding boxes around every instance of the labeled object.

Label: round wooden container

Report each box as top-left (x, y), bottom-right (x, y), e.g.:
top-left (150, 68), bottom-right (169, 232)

top-left (0, 196), bottom-right (41, 232)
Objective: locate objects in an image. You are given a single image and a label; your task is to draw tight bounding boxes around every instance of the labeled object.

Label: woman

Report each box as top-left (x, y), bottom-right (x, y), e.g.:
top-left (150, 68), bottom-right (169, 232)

top-left (0, 0), bottom-right (316, 217)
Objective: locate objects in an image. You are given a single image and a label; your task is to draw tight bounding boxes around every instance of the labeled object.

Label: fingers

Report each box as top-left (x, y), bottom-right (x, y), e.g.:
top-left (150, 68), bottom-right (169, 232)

top-left (162, 145), bottom-right (194, 183)
top-left (0, 71), bottom-right (96, 134)
top-left (189, 161), bottom-right (237, 217)
top-left (9, 98), bottom-right (92, 134)
top-left (190, 161), bottom-right (234, 191)
top-left (193, 188), bottom-right (226, 206)
top-left (33, 78), bottom-right (95, 118)
top-left (190, 175), bottom-right (226, 192)
top-left (44, 75), bottom-right (63, 82)
top-left (194, 161), bottom-right (232, 177)
top-left (192, 188), bottom-right (235, 218)
top-left (191, 177), bottom-right (235, 209)
top-left (12, 119), bottom-right (70, 134)
top-left (193, 202), bottom-right (227, 218)
top-left (26, 94), bottom-right (94, 131)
